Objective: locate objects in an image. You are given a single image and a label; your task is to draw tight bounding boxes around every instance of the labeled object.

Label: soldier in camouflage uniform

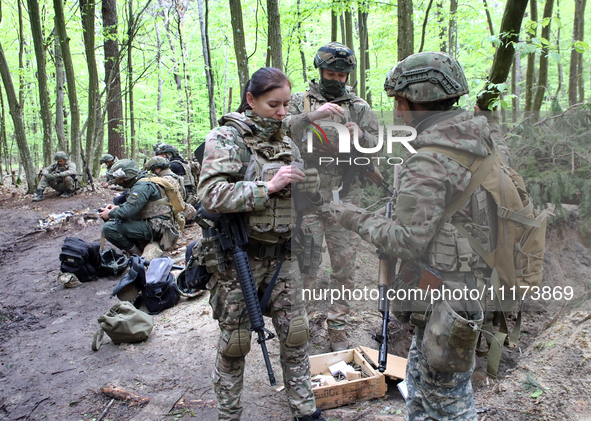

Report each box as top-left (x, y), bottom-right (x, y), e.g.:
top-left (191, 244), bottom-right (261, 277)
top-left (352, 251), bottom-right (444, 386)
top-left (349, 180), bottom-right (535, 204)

top-left (145, 156), bottom-right (196, 230)
top-left (286, 42), bottom-right (380, 351)
top-left (33, 151), bottom-right (78, 201)
top-left (329, 52), bottom-right (511, 421)
top-left (198, 68), bottom-right (325, 421)
top-left (100, 154), bottom-right (119, 188)
top-left (99, 159), bottom-right (180, 255)
top-left (154, 143), bottom-right (199, 206)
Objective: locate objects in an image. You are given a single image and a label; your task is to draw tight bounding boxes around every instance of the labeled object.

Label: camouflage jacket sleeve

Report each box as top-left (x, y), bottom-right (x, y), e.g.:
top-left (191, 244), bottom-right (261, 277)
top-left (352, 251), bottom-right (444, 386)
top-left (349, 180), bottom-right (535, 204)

top-left (285, 92), bottom-right (309, 144)
top-left (351, 100), bottom-right (380, 151)
top-left (42, 163), bottom-right (57, 176)
top-left (339, 152), bottom-right (470, 260)
top-left (108, 181), bottom-right (160, 220)
top-left (197, 126), bottom-right (269, 214)
top-left (59, 162), bottom-right (77, 177)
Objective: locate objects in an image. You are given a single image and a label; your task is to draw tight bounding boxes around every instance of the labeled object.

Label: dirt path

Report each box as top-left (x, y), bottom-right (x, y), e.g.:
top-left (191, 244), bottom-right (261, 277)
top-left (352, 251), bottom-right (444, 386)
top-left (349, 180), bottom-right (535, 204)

top-left (0, 185), bottom-right (590, 421)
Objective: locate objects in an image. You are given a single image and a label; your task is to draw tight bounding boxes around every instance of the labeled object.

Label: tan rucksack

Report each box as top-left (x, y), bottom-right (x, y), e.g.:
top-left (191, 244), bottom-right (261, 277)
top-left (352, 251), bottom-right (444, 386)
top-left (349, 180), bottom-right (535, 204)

top-left (146, 176), bottom-right (185, 214)
top-left (420, 136), bottom-right (547, 377)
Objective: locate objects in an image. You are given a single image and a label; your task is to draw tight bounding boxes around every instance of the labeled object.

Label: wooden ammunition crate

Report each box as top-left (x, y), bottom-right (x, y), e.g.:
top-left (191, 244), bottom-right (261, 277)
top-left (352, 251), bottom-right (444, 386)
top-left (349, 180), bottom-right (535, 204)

top-left (309, 348), bottom-right (387, 410)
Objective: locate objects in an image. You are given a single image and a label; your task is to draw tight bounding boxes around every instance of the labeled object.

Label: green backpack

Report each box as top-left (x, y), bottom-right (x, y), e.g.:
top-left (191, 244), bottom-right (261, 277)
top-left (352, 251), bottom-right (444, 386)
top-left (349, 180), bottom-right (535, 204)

top-left (92, 302), bottom-right (154, 351)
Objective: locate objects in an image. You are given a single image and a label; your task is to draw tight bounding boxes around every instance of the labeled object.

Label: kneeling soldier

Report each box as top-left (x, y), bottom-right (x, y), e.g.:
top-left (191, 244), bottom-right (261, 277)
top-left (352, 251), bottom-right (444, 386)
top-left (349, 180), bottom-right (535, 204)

top-left (99, 159), bottom-right (180, 255)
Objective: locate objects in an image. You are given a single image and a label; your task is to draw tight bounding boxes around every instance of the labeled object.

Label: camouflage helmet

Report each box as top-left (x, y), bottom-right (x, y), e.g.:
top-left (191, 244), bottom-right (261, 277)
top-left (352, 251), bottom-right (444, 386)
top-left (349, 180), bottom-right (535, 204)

top-left (107, 159), bottom-right (140, 181)
top-left (54, 151), bottom-right (69, 161)
top-left (153, 142), bottom-right (178, 157)
top-left (145, 156), bottom-right (170, 172)
top-left (384, 52), bottom-right (469, 103)
top-left (99, 154), bottom-right (115, 164)
top-left (314, 42), bottom-right (356, 73)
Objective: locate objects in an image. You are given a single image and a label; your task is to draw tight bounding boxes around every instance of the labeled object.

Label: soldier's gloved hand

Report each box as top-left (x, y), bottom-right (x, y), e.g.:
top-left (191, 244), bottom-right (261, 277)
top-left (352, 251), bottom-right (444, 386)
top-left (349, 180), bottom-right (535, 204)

top-left (328, 201), bottom-right (360, 229)
top-left (296, 168), bottom-right (320, 194)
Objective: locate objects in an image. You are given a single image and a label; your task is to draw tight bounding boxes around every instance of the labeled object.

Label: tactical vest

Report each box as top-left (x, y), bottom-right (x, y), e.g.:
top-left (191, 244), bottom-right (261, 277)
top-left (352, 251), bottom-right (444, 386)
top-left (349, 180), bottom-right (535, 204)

top-left (160, 169), bottom-right (186, 201)
top-left (224, 120), bottom-right (296, 245)
top-left (178, 160), bottom-right (196, 189)
top-left (131, 182), bottom-right (174, 221)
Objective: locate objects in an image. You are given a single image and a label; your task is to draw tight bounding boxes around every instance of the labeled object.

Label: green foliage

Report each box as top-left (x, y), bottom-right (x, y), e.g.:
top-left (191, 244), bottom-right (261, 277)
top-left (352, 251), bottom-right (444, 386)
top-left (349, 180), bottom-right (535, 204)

top-left (510, 109), bottom-right (591, 225)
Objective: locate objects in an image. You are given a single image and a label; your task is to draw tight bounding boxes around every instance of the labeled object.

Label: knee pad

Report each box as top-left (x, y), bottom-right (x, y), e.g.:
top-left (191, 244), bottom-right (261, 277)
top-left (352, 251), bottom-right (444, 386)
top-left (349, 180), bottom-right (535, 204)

top-left (285, 316), bottom-right (310, 347)
top-left (223, 329), bottom-right (252, 357)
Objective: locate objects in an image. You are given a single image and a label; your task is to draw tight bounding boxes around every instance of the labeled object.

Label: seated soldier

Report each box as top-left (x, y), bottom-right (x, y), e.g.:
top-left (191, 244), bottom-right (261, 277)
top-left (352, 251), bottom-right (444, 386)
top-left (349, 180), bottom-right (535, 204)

top-left (33, 151), bottom-right (77, 201)
top-left (99, 159), bottom-right (180, 255)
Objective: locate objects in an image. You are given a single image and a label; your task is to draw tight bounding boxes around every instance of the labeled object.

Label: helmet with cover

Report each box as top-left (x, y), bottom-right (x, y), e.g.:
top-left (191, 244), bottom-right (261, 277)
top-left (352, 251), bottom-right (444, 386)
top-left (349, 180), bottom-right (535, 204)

top-left (54, 151), bottom-right (69, 161)
top-left (107, 159), bottom-right (140, 182)
top-left (145, 156), bottom-right (170, 172)
top-left (100, 154), bottom-right (115, 164)
top-left (153, 143), bottom-right (179, 158)
top-left (384, 51), bottom-right (469, 103)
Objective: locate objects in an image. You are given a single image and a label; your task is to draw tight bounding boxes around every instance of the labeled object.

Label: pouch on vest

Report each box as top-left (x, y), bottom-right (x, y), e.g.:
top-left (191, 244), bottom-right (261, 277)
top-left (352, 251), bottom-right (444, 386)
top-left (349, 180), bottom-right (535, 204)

top-left (146, 176), bottom-right (185, 213)
top-left (59, 237), bottom-right (101, 282)
top-left (92, 301), bottom-right (154, 351)
top-left (422, 294), bottom-right (483, 373)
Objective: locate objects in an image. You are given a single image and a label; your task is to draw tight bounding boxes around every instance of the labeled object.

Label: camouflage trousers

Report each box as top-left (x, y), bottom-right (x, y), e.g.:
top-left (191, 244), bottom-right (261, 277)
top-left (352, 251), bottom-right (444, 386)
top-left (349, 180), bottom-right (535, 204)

top-left (209, 255), bottom-right (316, 420)
top-left (38, 175), bottom-right (76, 193)
top-left (405, 328), bottom-right (477, 421)
top-left (302, 207), bottom-right (360, 330)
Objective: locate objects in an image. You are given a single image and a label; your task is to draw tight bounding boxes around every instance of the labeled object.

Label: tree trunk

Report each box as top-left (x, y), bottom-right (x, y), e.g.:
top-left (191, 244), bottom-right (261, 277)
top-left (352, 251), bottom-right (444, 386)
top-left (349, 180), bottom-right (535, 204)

top-left (27, 0), bottom-right (53, 167)
top-left (0, 87), bottom-right (9, 180)
top-left (18, 0), bottom-right (25, 108)
top-left (511, 53), bottom-right (521, 122)
top-left (198, 0), bottom-right (217, 129)
top-left (54, 34), bottom-right (67, 152)
top-left (177, 2), bottom-right (192, 156)
top-left (340, 13), bottom-right (346, 45)
top-left (128, 0), bottom-right (136, 160)
top-left (531, 0), bottom-right (555, 119)
top-left (437, 1), bottom-right (446, 52)
top-left (53, 0), bottom-right (80, 171)
top-left (267, 0), bottom-right (283, 71)
top-left (344, 8), bottom-right (356, 91)
top-left (156, 22), bottom-right (163, 139)
top-left (398, 0), bottom-right (414, 61)
top-left (419, 0), bottom-right (435, 53)
top-left (554, 0), bottom-right (564, 100)
top-left (524, 0), bottom-right (537, 113)
top-left (229, 0), bottom-right (250, 94)
top-left (102, 0), bottom-right (125, 159)
top-left (357, 2), bottom-right (367, 100)
top-left (331, 2), bottom-right (338, 42)
top-left (298, 0), bottom-right (307, 82)
top-left (0, 43), bottom-right (36, 194)
top-left (80, 0), bottom-right (99, 174)
top-left (482, 0), bottom-right (495, 35)
top-left (569, 0), bottom-right (587, 105)
top-left (448, 0), bottom-right (458, 57)
top-left (158, 0), bottom-right (182, 91)
top-left (476, 0), bottom-right (529, 111)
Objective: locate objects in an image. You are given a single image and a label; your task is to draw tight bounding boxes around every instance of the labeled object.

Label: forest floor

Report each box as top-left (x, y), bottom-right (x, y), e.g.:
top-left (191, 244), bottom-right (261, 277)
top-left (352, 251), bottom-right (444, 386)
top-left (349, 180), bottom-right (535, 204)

top-left (0, 183), bottom-right (590, 421)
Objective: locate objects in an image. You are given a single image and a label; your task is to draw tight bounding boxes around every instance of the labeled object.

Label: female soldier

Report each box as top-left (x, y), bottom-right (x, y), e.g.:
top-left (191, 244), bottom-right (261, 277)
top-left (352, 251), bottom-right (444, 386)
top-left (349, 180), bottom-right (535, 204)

top-left (197, 68), bottom-right (324, 421)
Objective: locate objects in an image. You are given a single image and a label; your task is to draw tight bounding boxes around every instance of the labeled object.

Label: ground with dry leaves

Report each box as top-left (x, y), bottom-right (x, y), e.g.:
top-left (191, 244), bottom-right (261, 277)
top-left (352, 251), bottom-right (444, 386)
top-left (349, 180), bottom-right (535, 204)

top-left (0, 184), bottom-right (590, 421)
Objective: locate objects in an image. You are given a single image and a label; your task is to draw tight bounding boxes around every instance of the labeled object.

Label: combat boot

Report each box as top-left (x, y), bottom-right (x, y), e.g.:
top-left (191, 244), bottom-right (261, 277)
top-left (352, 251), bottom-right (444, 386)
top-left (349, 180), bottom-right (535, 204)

top-left (125, 245), bottom-right (142, 257)
top-left (328, 328), bottom-right (349, 352)
top-left (32, 188), bottom-right (45, 202)
top-left (294, 409), bottom-right (326, 421)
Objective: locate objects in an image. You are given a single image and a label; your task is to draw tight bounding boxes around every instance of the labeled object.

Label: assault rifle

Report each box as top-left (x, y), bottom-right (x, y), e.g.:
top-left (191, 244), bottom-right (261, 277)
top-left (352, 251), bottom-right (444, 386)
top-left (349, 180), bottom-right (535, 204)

top-left (196, 205), bottom-right (277, 386)
top-left (80, 149), bottom-right (95, 192)
top-left (372, 164), bottom-right (399, 372)
top-left (311, 134), bottom-right (392, 197)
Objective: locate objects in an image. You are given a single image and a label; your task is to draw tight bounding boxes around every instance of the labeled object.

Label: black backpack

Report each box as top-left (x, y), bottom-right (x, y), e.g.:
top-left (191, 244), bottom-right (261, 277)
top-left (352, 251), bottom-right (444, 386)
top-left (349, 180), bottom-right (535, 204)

top-left (59, 237), bottom-right (101, 282)
top-left (112, 255), bottom-right (179, 315)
